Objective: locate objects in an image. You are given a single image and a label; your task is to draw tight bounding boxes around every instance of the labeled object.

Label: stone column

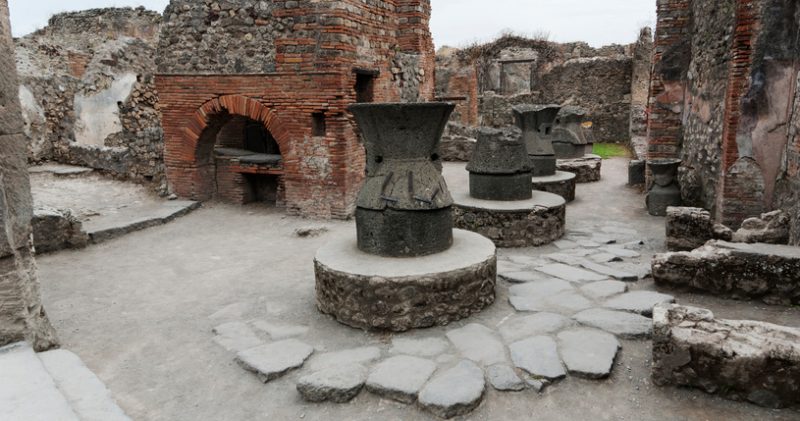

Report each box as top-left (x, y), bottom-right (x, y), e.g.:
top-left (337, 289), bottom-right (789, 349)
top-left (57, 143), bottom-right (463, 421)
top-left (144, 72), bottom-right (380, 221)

top-left (0, 0), bottom-right (58, 351)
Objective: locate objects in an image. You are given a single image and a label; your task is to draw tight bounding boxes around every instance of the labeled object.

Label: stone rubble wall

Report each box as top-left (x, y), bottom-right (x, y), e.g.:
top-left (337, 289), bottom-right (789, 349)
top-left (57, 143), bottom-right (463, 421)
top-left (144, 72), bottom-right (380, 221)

top-left (0, 0), bottom-right (58, 351)
top-left (14, 7), bottom-right (166, 193)
top-left (652, 304), bottom-right (800, 409)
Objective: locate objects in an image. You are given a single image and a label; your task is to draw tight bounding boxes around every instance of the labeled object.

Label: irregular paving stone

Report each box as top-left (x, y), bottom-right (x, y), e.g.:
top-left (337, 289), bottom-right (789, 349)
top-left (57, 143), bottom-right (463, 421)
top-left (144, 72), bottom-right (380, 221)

top-left (575, 260), bottom-right (639, 282)
top-left (208, 302), bottom-right (251, 321)
top-left (235, 339), bottom-right (314, 383)
top-left (509, 279), bottom-right (573, 297)
top-left (589, 253), bottom-right (623, 263)
top-left (652, 241), bottom-right (800, 305)
top-left (446, 324), bottom-right (507, 366)
top-left (418, 360), bottom-right (486, 419)
top-left (510, 336), bottom-right (566, 380)
top-left (542, 253), bottom-right (573, 264)
top-left (577, 240), bottom-right (601, 248)
top-left (509, 291), bottom-right (594, 314)
top-left (601, 226), bottom-right (638, 236)
top-left (602, 247), bottom-right (642, 258)
top-left (536, 263), bottom-right (608, 283)
top-left (498, 260), bottom-right (526, 274)
top-left (365, 356), bottom-right (437, 403)
top-left (250, 320), bottom-right (309, 340)
top-left (554, 239), bottom-right (579, 249)
top-left (296, 363), bottom-right (367, 403)
top-left (486, 364), bottom-right (525, 391)
top-left (499, 270), bottom-right (547, 283)
top-left (564, 248), bottom-right (595, 257)
top-left (506, 255), bottom-right (549, 267)
top-left (212, 321), bottom-right (263, 352)
top-left (572, 308), bottom-right (653, 339)
top-left (623, 240), bottom-right (646, 250)
top-left (498, 312), bottom-right (573, 343)
top-left (652, 304), bottom-right (800, 409)
top-left (591, 235), bottom-right (617, 245)
top-left (603, 291), bottom-right (676, 316)
top-left (390, 337), bottom-right (450, 358)
top-left (580, 280), bottom-right (628, 300)
top-left (557, 329), bottom-right (620, 379)
top-left (307, 346), bottom-right (382, 371)
top-left (526, 378), bottom-right (549, 392)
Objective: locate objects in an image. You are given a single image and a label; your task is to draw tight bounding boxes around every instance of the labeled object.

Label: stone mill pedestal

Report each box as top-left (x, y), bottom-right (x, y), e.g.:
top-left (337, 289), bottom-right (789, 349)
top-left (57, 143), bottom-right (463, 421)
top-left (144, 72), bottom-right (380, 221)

top-left (646, 159), bottom-right (682, 216)
top-left (314, 103), bottom-right (497, 332)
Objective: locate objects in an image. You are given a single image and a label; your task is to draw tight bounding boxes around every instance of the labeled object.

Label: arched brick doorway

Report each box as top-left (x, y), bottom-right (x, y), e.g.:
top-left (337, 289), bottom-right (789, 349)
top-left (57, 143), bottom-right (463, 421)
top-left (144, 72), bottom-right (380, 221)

top-left (166, 95), bottom-right (293, 204)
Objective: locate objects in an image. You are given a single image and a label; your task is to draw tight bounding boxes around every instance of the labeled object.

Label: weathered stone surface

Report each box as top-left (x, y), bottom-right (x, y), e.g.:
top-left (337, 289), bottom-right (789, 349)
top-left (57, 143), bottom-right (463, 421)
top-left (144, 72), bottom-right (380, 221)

top-left (536, 263), bottom-right (608, 283)
top-left (557, 329), bottom-right (620, 379)
top-left (499, 270), bottom-right (546, 283)
top-left (486, 364), bottom-right (525, 391)
top-left (602, 247), bottom-right (641, 259)
top-left (212, 322), bottom-right (263, 352)
top-left (652, 240), bottom-right (800, 305)
top-left (390, 337), bottom-right (450, 358)
top-left (509, 290), bottom-right (594, 314)
top-left (297, 364), bottom-right (368, 403)
top-left (580, 280), bottom-right (628, 300)
top-left (365, 356), bottom-right (437, 404)
top-left (652, 304), bottom-right (800, 409)
top-left (32, 207), bottom-right (89, 254)
top-left (508, 279), bottom-right (573, 297)
top-left (628, 159), bottom-right (646, 185)
top-left (315, 230), bottom-right (497, 332)
top-left (510, 336), bottom-right (566, 380)
top-left (235, 339), bottom-right (314, 383)
top-left (452, 198), bottom-right (566, 248)
top-left (666, 206), bottom-right (713, 251)
top-left (531, 171), bottom-right (577, 202)
top-left (603, 291), bottom-right (676, 316)
top-left (446, 324), bottom-right (507, 366)
top-left (498, 312), bottom-right (573, 343)
top-left (575, 260), bottom-right (638, 282)
top-left (557, 155), bottom-right (602, 183)
top-left (306, 347), bottom-right (381, 372)
top-left (554, 239), bottom-right (579, 249)
top-left (572, 308), bottom-right (652, 339)
top-left (733, 210), bottom-right (790, 245)
top-left (250, 320), bottom-right (308, 341)
top-left (418, 360), bottom-right (485, 418)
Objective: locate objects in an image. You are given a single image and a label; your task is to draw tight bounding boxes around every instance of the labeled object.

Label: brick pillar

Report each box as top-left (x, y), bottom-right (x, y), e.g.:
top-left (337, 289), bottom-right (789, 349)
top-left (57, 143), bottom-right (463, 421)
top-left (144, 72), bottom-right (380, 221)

top-left (0, 0), bottom-right (58, 351)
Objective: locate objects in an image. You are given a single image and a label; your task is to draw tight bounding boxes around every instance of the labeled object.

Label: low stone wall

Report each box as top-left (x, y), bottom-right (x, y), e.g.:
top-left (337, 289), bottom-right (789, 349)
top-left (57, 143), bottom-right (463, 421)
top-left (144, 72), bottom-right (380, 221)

top-left (652, 240), bottom-right (800, 305)
top-left (557, 156), bottom-right (601, 183)
top-left (652, 304), bottom-right (800, 409)
top-left (452, 203), bottom-right (566, 248)
top-left (32, 207), bottom-right (88, 254)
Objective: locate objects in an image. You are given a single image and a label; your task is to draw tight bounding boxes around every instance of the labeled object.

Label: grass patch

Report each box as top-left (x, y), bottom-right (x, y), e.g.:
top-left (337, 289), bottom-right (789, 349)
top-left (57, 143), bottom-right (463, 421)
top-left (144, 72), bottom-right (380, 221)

top-left (593, 143), bottom-right (631, 159)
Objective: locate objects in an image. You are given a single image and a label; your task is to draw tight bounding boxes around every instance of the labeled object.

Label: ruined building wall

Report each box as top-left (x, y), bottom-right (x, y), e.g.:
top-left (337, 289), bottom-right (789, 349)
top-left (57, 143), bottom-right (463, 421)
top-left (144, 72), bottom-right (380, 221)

top-left (647, 0), bottom-right (800, 232)
top-left (15, 7), bottom-right (165, 190)
top-left (630, 28), bottom-right (654, 159)
top-left (156, 0), bottom-right (436, 219)
top-left (437, 36), bottom-right (644, 143)
top-left (0, 0), bottom-right (58, 351)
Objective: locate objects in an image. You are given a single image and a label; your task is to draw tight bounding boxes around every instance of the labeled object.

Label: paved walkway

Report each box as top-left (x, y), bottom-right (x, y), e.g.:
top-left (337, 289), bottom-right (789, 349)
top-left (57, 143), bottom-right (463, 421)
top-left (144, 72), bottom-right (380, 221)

top-left (36, 158), bottom-right (800, 420)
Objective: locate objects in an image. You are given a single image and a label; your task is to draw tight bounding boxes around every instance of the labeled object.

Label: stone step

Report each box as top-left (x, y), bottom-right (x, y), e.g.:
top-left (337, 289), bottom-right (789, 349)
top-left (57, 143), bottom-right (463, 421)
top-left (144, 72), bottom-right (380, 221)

top-left (0, 342), bottom-right (79, 421)
top-left (84, 200), bottom-right (200, 244)
top-left (38, 349), bottom-right (131, 421)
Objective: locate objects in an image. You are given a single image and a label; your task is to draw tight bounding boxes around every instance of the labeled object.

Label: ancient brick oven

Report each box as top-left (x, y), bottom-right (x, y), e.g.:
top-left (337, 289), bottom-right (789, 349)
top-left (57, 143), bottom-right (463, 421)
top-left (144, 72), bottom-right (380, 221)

top-left (155, 0), bottom-right (435, 219)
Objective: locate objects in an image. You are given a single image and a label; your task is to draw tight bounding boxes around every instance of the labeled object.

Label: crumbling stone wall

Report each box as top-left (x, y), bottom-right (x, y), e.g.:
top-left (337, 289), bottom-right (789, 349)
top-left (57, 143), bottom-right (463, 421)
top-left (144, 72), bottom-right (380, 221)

top-left (437, 36), bottom-right (644, 143)
top-left (0, 0), bottom-right (58, 351)
top-left (15, 7), bottom-right (166, 192)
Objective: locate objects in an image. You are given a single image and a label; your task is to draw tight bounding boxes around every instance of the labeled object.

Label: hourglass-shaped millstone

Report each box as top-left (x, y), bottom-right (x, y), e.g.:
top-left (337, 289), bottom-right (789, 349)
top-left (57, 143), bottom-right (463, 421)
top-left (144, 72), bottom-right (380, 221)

top-left (552, 106), bottom-right (595, 159)
top-left (513, 104), bottom-right (559, 177)
top-left (646, 158), bottom-right (683, 216)
top-left (466, 127), bottom-right (533, 201)
top-left (349, 102), bottom-right (456, 257)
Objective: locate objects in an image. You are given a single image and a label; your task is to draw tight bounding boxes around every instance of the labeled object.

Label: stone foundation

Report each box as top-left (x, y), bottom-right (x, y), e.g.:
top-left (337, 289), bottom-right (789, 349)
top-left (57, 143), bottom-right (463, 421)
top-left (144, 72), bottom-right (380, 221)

top-left (665, 206), bottom-right (713, 251)
top-left (531, 171), bottom-right (577, 203)
top-left (32, 207), bottom-right (89, 254)
top-left (652, 304), bottom-right (800, 409)
top-left (557, 155), bottom-right (602, 183)
top-left (652, 241), bottom-right (800, 305)
top-left (315, 230), bottom-right (497, 332)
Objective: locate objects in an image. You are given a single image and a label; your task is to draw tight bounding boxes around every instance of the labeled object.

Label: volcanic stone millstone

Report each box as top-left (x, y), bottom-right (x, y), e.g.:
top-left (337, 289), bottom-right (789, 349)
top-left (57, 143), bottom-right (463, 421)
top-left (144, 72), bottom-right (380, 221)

top-left (355, 208), bottom-right (453, 257)
top-left (314, 256), bottom-right (497, 332)
top-left (469, 173), bottom-right (532, 201)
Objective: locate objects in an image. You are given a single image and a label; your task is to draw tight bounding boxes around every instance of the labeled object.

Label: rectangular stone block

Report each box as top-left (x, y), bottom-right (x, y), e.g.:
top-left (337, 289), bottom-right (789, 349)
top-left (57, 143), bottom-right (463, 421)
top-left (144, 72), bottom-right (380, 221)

top-left (652, 240), bottom-right (800, 305)
top-left (665, 206), bottom-right (712, 251)
top-left (628, 159), bottom-right (646, 185)
top-left (652, 304), bottom-right (800, 409)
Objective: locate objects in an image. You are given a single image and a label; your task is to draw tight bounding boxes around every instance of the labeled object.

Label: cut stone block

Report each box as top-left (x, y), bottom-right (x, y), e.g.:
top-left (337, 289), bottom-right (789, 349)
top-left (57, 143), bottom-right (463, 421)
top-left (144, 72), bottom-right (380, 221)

top-left (446, 324), bottom-right (507, 366)
top-left (297, 364), bottom-right (367, 403)
top-left (652, 241), bottom-right (800, 305)
top-left (418, 360), bottom-right (485, 419)
top-left (652, 304), bottom-right (800, 409)
top-left (603, 291), bottom-right (675, 316)
top-left (510, 336), bottom-right (566, 381)
top-left (235, 339), bottom-right (314, 383)
top-left (536, 263), bottom-right (608, 283)
top-left (486, 364), bottom-right (525, 391)
top-left (498, 312), bottom-right (573, 343)
top-left (557, 329), bottom-right (620, 379)
top-left (580, 280), bottom-right (628, 300)
top-left (572, 308), bottom-right (652, 339)
top-left (665, 206), bottom-right (713, 251)
top-left (390, 337), bottom-right (450, 358)
top-left (365, 355), bottom-right (437, 404)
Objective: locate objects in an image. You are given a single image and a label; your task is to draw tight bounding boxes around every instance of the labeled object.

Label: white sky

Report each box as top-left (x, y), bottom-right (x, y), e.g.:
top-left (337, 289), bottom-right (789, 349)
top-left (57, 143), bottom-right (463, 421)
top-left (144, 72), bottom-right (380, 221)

top-left (8, 0), bottom-right (656, 48)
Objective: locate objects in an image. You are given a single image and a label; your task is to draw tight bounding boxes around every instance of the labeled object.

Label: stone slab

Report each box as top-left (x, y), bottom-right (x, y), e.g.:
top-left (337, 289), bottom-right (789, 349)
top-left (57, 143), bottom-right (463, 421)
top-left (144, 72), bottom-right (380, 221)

top-left (306, 346), bottom-right (381, 372)
top-left (572, 308), bottom-right (653, 339)
top-left (576, 260), bottom-right (639, 282)
top-left (235, 339), bottom-right (314, 383)
top-left (510, 336), bottom-right (566, 380)
top-left (212, 321), bottom-right (263, 352)
top-left (84, 200), bottom-right (201, 244)
top-left (250, 320), bottom-right (309, 340)
top-left (486, 364), bottom-right (526, 391)
top-left (498, 312), bottom-right (574, 343)
top-left (365, 356), bottom-right (437, 404)
top-left (536, 263), bottom-right (608, 283)
top-left (557, 329), bottom-right (620, 379)
top-left (509, 290), bottom-right (594, 314)
top-left (603, 291), bottom-right (676, 316)
top-left (579, 280), bottom-right (628, 300)
top-left (390, 337), bottom-right (450, 358)
top-left (446, 323), bottom-right (507, 366)
top-left (297, 364), bottom-right (367, 403)
top-left (418, 360), bottom-right (485, 418)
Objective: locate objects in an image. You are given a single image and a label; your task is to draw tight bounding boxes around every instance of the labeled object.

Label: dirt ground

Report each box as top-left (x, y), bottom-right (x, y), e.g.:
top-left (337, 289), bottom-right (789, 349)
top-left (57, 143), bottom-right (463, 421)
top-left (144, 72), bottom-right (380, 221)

top-left (37, 158), bottom-right (800, 421)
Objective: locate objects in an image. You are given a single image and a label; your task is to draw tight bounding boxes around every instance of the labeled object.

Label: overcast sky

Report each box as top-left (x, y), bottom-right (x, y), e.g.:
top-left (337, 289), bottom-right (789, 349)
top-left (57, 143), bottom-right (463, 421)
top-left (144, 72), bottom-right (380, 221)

top-left (8, 0), bottom-right (656, 48)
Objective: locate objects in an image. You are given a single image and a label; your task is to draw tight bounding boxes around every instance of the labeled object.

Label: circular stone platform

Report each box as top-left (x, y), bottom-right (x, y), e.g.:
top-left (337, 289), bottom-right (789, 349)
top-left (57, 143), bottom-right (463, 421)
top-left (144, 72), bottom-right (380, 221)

top-left (531, 171), bottom-right (577, 202)
top-left (315, 229), bottom-right (497, 332)
top-left (557, 154), bottom-right (602, 183)
top-left (451, 187), bottom-right (566, 248)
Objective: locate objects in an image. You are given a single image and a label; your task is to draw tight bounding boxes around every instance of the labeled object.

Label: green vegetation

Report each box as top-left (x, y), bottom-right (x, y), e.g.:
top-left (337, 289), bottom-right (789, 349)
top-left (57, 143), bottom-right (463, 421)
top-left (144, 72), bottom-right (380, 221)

top-left (592, 143), bottom-right (631, 159)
